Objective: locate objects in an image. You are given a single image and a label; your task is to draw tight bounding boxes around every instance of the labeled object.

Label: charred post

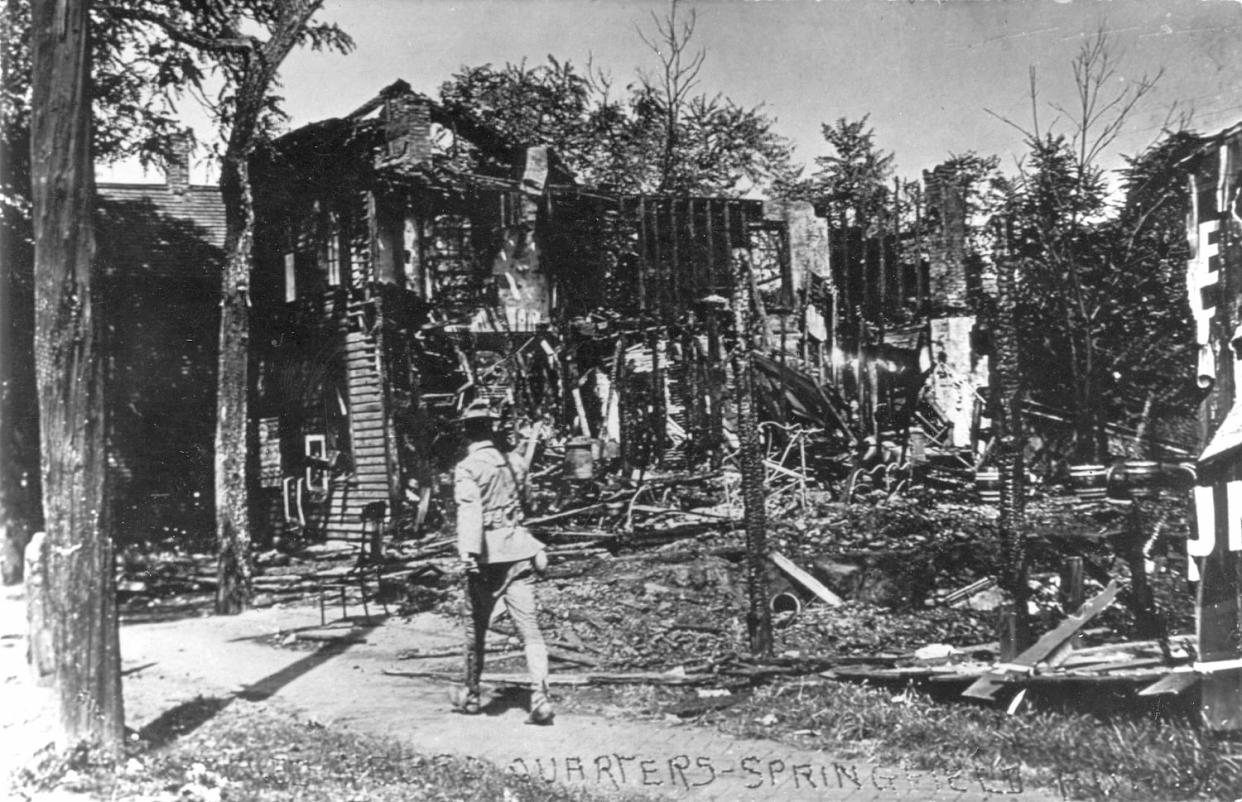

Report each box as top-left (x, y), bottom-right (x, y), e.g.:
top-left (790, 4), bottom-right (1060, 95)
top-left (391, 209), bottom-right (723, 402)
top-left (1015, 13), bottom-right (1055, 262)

top-left (731, 250), bottom-right (772, 657)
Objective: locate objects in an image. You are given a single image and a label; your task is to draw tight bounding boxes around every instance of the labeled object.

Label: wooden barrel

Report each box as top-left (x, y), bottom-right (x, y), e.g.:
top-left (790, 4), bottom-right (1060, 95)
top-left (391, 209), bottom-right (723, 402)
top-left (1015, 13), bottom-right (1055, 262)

top-left (975, 469), bottom-right (1001, 503)
top-left (599, 439), bottom-right (621, 462)
top-left (908, 430), bottom-right (928, 465)
top-left (1069, 464), bottom-right (1108, 500)
top-left (1121, 460), bottom-right (1161, 499)
top-left (564, 437), bottom-right (596, 480)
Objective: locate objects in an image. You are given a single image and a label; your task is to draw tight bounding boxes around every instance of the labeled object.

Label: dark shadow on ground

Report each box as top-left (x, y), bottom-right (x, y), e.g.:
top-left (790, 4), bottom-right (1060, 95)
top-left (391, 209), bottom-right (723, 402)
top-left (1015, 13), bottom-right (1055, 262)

top-left (482, 686), bottom-right (529, 717)
top-left (236, 618), bottom-right (382, 701)
top-left (134, 618), bottom-right (381, 746)
top-left (226, 615), bottom-right (387, 645)
top-left (138, 695), bottom-right (233, 749)
top-left (122, 661), bottom-right (158, 677)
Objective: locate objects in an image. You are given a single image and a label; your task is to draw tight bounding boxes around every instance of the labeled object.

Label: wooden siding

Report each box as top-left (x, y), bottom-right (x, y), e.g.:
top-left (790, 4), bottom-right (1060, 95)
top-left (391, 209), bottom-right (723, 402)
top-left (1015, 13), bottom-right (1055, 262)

top-left (317, 313), bottom-right (392, 538)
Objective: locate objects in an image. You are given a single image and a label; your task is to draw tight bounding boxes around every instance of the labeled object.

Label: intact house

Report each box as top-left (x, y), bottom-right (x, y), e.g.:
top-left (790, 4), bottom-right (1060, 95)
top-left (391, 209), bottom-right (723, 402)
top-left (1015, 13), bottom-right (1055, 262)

top-left (246, 80), bottom-right (830, 545)
top-left (96, 148), bottom-right (223, 545)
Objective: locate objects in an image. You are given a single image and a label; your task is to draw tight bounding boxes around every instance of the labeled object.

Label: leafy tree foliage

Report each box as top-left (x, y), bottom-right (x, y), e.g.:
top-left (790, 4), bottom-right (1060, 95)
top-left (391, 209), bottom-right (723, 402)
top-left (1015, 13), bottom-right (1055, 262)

top-left (97, 0), bottom-right (352, 614)
top-left (2, 0), bottom-right (206, 579)
top-left (439, 58), bottom-right (607, 184)
top-left (2, 0), bottom-right (351, 601)
top-left (438, 8), bottom-right (797, 196)
top-left (808, 115), bottom-right (894, 228)
top-left (1005, 130), bottom-right (1197, 457)
top-left (994, 29), bottom-right (1171, 460)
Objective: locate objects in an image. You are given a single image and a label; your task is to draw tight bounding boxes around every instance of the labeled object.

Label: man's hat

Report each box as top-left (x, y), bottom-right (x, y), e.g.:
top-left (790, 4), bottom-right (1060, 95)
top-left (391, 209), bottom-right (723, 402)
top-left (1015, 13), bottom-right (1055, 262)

top-left (458, 399), bottom-right (498, 422)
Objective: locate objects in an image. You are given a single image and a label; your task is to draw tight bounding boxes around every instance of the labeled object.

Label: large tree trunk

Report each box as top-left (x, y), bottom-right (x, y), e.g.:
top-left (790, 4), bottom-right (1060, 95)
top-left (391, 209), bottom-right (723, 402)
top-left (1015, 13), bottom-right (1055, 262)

top-left (29, 0), bottom-right (124, 750)
top-left (214, 153), bottom-right (254, 614)
top-left (211, 1), bottom-right (323, 615)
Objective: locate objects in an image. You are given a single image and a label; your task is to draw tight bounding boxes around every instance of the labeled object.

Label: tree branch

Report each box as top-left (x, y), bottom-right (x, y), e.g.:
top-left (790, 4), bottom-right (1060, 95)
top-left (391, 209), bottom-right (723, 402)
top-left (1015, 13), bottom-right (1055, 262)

top-left (99, 6), bottom-right (259, 55)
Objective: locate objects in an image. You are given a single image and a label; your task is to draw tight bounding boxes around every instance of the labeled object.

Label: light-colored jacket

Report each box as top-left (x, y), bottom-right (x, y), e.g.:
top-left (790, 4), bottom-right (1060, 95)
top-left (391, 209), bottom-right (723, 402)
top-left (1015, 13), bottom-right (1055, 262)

top-left (454, 441), bottom-right (544, 564)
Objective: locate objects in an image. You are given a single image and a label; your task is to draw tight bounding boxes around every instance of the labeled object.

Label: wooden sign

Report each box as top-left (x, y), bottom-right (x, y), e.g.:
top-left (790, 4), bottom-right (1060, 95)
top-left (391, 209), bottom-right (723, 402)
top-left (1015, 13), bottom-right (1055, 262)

top-left (1185, 130), bottom-right (1242, 731)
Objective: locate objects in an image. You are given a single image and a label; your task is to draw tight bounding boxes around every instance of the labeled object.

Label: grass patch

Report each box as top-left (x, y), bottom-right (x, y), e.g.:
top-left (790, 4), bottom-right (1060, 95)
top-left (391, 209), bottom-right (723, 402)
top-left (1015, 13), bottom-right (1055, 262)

top-left (718, 681), bottom-right (1239, 801)
top-left (10, 699), bottom-right (639, 802)
top-left (563, 679), bottom-right (1242, 801)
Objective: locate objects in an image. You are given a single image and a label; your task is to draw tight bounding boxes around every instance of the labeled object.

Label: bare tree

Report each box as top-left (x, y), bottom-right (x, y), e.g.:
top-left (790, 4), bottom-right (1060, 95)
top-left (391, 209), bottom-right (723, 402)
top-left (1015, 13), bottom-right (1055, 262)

top-left (637, 0), bottom-right (705, 193)
top-left (29, 0), bottom-right (124, 749)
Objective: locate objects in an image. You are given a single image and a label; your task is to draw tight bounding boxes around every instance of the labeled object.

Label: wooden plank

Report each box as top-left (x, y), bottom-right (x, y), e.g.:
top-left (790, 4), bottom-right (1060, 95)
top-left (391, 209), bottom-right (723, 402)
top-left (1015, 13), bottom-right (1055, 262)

top-left (381, 669), bottom-right (708, 687)
top-left (345, 473), bottom-right (389, 483)
top-left (1041, 580), bottom-right (1125, 668)
top-left (350, 443), bottom-right (387, 455)
top-left (1064, 657), bottom-right (1169, 674)
top-left (1054, 638), bottom-right (1180, 667)
top-left (332, 490), bottom-right (389, 501)
top-left (350, 441), bottom-right (387, 456)
top-left (962, 580), bottom-right (1122, 701)
top-left (325, 499), bottom-right (388, 515)
top-left (768, 551), bottom-right (842, 607)
top-left (942, 576), bottom-right (997, 607)
top-left (342, 496), bottom-right (390, 505)
top-left (1138, 671), bottom-right (1200, 697)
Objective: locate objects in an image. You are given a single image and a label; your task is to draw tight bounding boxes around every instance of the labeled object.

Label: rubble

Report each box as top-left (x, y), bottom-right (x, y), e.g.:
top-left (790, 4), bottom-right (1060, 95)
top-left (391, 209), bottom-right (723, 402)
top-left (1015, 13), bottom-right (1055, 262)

top-left (115, 387), bottom-right (1195, 712)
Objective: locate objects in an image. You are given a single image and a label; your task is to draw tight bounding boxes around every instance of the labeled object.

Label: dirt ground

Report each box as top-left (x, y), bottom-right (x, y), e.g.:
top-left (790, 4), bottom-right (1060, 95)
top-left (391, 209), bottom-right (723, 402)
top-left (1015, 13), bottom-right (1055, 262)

top-left (2, 581), bottom-right (1062, 801)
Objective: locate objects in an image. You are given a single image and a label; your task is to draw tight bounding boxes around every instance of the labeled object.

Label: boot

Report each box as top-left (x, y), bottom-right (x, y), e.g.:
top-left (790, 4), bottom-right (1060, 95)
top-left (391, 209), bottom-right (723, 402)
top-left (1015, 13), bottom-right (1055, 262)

top-left (527, 684), bottom-right (554, 725)
top-left (448, 685), bottom-right (481, 715)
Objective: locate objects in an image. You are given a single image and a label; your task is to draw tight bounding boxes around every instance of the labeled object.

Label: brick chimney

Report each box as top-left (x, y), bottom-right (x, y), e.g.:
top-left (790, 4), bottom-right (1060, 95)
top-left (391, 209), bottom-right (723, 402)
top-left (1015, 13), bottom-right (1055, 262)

top-left (165, 131), bottom-right (192, 194)
top-left (923, 164), bottom-right (968, 316)
top-left (380, 82), bottom-right (432, 166)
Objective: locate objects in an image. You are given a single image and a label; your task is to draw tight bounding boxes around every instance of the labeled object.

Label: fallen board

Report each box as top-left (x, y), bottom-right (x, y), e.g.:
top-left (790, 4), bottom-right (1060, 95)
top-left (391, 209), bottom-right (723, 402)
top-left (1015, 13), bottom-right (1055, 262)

top-left (1138, 671), bottom-right (1201, 697)
top-left (382, 669), bottom-right (712, 686)
top-left (768, 551), bottom-right (843, 607)
top-left (962, 580), bottom-right (1122, 701)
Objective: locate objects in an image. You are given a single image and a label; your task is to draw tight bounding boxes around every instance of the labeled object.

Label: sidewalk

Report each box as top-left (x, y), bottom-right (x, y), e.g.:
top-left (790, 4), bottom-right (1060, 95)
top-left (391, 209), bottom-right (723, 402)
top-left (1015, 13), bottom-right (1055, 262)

top-left (4, 589), bottom-right (1057, 801)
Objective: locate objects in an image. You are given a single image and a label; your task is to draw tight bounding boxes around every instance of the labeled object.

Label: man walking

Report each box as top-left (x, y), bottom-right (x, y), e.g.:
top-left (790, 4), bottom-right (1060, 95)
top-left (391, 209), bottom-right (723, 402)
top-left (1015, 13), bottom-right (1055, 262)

top-left (450, 400), bottom-right (554, 724)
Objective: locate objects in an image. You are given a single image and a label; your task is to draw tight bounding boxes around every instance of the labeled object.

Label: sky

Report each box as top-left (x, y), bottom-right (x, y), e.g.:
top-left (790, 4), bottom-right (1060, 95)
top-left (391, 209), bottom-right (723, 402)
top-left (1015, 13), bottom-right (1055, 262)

top-left (100, 0), bottom-right (1242, 190)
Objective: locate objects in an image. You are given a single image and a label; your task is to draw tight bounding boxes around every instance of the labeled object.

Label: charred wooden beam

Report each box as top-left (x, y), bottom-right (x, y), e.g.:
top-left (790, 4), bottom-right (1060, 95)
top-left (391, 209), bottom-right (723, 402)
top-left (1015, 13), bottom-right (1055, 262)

top-left (731, 249), bottom-right (772, 657)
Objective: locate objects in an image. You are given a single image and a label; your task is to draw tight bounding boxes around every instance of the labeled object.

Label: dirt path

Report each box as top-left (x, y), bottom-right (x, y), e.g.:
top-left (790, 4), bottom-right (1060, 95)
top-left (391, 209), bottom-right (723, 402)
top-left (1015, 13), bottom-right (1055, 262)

top-left (3, 587), bottom-right (1057, 801)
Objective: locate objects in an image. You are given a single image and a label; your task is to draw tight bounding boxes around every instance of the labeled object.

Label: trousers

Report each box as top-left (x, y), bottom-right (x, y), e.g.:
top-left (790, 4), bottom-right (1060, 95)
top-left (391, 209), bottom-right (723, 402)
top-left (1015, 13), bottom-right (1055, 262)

top-left (464, 558), bottom-right (549, 707)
